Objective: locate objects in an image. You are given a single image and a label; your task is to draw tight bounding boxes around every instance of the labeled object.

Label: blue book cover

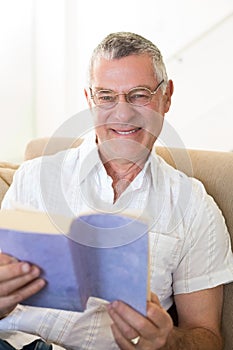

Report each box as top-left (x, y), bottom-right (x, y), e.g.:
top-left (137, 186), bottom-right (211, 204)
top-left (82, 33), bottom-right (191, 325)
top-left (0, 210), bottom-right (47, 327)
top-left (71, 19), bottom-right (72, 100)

top-left (0, 211), bottom-right (149, 315)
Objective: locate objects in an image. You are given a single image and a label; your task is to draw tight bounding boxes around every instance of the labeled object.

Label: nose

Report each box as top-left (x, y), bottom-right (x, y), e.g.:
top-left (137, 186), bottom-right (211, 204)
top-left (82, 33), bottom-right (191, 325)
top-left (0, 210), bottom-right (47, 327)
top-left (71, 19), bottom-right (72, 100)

top-left (117, 93), bottom-right (128, 103)
top-left (113, 99), bottom-right (136, 122)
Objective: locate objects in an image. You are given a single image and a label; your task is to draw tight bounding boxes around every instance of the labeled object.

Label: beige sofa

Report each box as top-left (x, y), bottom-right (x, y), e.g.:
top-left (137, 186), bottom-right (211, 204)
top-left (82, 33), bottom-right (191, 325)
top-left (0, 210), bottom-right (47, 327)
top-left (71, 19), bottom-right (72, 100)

top-left (0, 139), bottom-right (233, 350)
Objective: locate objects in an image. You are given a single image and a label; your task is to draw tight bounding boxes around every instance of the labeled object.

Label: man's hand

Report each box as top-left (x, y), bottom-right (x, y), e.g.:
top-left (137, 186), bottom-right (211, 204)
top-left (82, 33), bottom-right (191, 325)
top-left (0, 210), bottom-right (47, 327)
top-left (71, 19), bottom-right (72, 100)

top-left (0, 252), bottom-right (45, 319)
top-left (107, 293), bottom-right (173, 349)
top-left (107, 288), bottom-right (223, 350)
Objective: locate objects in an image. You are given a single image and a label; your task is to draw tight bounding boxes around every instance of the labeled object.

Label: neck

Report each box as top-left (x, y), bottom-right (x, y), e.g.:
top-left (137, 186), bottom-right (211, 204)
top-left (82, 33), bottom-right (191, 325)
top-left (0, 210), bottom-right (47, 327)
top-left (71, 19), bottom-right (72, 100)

top-left (96, 136), bottom-right (151, 201)
top-left (101, 156), bottom-right (147, 202)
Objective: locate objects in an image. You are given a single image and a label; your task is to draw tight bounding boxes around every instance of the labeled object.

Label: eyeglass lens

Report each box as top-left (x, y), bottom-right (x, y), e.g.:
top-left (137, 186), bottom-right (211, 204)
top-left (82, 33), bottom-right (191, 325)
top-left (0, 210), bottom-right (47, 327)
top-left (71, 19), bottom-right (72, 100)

top-left (94, 88), bottom-right (152, 107)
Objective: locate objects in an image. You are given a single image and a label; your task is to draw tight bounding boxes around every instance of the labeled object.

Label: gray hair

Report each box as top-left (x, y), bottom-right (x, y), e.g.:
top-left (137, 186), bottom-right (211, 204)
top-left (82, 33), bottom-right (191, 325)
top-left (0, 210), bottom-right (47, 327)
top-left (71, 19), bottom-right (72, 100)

top-left (88, 32), bottom-right (168, 93)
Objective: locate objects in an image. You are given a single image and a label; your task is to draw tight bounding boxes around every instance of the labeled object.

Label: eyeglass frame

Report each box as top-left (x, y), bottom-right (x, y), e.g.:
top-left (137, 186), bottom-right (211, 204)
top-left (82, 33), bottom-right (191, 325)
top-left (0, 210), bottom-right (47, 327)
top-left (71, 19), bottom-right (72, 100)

top-left (89, 79), bottom-right (165, 108)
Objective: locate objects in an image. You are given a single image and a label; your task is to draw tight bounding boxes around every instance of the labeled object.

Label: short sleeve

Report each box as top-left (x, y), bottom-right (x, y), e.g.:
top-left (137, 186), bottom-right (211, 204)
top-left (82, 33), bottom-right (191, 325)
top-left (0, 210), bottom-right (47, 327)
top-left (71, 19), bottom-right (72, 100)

top-left (173, 190), bottom-right (233, 294)
top-left (1, 158), bottom-right (42, 211)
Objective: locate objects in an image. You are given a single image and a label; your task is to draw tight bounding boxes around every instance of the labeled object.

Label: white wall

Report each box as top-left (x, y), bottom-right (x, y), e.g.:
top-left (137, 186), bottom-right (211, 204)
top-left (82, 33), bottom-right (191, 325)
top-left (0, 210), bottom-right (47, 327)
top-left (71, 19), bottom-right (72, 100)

top-left (0, 0), bottom-right (35, 162)
top-left (1, 0), bottom-right (233, 162)
top-left (36, 0), bottom-right (233, 151)
top-left (35, 0), bottom-right (66, 137)
top-left (165, 13), bottom-right (233, 151)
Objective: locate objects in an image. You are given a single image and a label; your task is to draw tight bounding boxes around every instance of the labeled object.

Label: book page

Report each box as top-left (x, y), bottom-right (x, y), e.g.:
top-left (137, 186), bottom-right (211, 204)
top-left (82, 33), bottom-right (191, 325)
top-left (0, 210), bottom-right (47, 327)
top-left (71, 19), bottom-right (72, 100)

top-left (0, 209), bottom-right (72, 234)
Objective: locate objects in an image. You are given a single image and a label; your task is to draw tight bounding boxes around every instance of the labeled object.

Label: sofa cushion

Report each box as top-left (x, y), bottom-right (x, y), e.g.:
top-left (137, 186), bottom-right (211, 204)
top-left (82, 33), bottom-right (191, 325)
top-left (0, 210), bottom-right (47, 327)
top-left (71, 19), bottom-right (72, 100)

top-left (24, 137), bottom-right (82, 161)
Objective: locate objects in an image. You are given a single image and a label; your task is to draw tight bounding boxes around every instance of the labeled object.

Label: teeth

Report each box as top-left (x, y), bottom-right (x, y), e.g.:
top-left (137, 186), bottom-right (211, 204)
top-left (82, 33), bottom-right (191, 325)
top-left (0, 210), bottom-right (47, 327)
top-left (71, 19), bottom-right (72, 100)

top-left (116, 128), bottom-right (139, 135)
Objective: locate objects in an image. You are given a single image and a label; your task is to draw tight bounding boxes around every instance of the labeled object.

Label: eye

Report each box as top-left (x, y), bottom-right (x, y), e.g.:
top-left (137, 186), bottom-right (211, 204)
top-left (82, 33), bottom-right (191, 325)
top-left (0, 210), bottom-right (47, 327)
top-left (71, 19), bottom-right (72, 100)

top-left (95, 90), bottom-right (115, 103)
top-left (129, 89), bottom-right (151, 104)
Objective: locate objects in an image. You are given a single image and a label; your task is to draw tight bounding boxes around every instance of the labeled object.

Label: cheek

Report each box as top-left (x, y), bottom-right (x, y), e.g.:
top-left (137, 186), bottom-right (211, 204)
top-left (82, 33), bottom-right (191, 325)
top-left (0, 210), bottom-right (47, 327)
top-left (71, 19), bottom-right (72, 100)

top-left (95, 125), bottom-right (107, 141)
top-left (92, 108), bottom-right (110, 127)
top-left (142, 108), bottom-right (164, 138)
top-left (150, 95), bottom-right (166, 115)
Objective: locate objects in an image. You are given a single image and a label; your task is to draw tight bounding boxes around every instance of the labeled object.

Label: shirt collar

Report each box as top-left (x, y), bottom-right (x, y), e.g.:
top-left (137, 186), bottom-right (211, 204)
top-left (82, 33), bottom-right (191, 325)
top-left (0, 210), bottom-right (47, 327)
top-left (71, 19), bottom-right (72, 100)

top-left (78, 135), bottom-right (159, 187)
top-left (78, 131), bottom-right (102, 184)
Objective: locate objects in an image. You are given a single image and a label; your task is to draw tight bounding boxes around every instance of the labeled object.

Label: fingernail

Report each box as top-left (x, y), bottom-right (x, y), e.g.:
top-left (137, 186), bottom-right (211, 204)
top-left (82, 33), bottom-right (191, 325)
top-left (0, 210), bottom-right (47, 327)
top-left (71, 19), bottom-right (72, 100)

top-left (31, 266), bottom-right (40, 277)
top-left (10, 257), bottom-right (18, 263)
top-left (37, 279), bottom-right (46, 287)
top-left (106, 303), bottom-right (112, 311)
top-left (111, 301), bottom-right (119, 308)
top-left (21, 263), bottom-right (30, 273)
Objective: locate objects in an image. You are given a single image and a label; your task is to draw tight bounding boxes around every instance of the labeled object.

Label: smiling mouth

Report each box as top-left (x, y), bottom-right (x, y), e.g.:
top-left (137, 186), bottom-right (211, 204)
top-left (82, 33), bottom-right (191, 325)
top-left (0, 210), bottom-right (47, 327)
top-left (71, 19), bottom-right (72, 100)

top-left (112, 127), bottom-right (142, 135)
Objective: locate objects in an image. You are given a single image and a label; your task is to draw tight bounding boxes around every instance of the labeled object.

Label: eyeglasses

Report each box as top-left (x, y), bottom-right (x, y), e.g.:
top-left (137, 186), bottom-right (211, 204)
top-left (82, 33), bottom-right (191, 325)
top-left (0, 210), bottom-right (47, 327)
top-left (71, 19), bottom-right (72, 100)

top-left (90, 79), bottom-right (164, 109)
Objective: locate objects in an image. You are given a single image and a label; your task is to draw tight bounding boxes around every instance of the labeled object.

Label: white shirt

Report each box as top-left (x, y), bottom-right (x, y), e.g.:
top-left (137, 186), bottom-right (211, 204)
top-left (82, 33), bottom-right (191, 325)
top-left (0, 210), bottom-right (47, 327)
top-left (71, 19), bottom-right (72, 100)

top-left (1, 133), bottom-right (233, 349)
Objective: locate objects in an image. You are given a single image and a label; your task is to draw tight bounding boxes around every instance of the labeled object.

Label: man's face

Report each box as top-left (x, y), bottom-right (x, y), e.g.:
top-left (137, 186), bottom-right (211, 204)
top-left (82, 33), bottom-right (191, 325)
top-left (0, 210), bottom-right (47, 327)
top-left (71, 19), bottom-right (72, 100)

top-left (87, 54), bottom-right (172, 165)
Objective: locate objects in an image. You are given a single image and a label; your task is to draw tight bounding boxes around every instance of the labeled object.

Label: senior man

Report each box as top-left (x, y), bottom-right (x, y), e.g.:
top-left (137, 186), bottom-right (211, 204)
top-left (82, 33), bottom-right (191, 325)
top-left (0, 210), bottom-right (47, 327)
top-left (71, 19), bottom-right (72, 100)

top-left (1, 32), bottom-right (233, 350)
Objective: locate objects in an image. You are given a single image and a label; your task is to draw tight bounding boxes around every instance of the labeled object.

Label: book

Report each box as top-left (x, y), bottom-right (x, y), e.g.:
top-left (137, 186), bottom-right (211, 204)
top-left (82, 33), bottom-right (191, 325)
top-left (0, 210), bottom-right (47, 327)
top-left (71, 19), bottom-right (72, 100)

top-left (0, 209), bottom-right (149, 315)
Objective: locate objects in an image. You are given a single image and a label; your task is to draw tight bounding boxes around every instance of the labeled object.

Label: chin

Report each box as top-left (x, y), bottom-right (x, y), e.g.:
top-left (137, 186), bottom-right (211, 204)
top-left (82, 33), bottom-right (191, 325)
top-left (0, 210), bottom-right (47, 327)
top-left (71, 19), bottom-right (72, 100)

top-left (100, 140), bottom-right (151, 166)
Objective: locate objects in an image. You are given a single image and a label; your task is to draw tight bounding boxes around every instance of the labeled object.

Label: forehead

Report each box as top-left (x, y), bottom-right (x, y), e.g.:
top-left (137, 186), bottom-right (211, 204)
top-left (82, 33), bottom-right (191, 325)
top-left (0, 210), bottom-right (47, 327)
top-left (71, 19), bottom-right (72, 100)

top-left (91, 54), bottom-right (157, 90)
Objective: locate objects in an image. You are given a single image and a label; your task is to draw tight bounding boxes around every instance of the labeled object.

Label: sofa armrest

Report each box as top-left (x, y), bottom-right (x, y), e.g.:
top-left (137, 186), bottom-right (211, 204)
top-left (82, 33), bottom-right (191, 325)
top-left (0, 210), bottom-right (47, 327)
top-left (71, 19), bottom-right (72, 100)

top-left (0, 162), bottom-right (19, 206)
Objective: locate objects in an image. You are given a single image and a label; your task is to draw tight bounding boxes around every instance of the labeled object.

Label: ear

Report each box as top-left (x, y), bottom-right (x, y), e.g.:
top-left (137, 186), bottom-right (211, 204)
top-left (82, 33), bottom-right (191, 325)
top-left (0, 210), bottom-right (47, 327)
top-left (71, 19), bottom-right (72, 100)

top-left (84, 88), bottom-right (92, 109)
top-left (163, 80), bottom-right (174, 113)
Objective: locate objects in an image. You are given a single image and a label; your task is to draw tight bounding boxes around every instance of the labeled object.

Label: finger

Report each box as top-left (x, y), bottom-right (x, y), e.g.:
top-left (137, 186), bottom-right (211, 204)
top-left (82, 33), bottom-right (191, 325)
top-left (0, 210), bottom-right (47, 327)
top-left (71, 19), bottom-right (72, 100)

top-left (147, 302), bottom-right (173, 333)
top-left (0, 266), bottom-right (41, 296)
top-left (0, 262), bottom-right (38, 283)
top-left (0, 278), bottom-right (45, 317)
top-left (111, 323), bottom-right (136, 350)
top-left (108, 301), bottom-right (157, 339)
top-left (0, 253), bottom-right (18, 266)
top-left (108, 303), bottom-right (139, 341)
top-left (150, 292), bottom-right (161, 305)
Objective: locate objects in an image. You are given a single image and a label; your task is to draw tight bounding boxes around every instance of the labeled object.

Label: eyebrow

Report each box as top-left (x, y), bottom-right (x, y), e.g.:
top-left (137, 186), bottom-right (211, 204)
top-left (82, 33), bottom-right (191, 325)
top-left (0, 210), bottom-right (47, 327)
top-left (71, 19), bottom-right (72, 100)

top-left (92, 84), bottom-right (155, 92)
top-left (92, 87), bottom-right (114, 92)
